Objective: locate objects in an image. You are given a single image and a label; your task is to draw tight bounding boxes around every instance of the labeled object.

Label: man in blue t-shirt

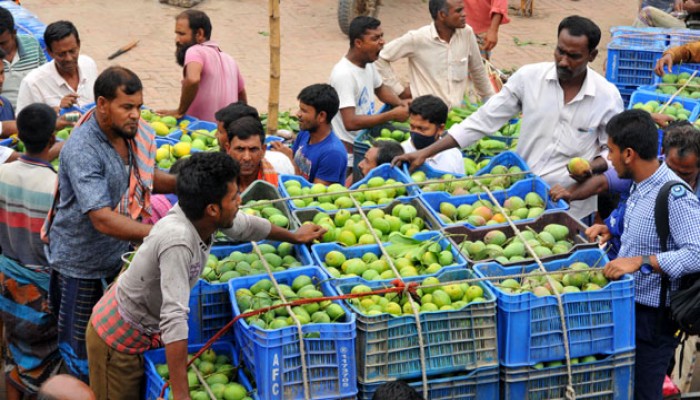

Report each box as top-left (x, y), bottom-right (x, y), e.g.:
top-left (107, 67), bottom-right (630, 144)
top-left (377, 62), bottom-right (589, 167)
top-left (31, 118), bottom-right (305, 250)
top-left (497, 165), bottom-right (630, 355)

top-left (272, 83), bottom-right (347, 184)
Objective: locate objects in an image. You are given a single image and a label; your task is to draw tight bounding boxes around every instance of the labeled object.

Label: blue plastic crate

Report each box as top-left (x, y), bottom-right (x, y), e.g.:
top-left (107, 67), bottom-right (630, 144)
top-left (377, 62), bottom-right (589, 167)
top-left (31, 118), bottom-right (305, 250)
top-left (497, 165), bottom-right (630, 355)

top-left (358, 366), bottom-right (500, 400)
top-left (668, 28), bottom-right (700, 48)
top-left (420, 177), bottom-right (569, 229)
top-left (616, 84), bottom-right (637, 108)
top-left (350, 163), bottom-right (418, 198)
top-left (228, 266), bottom-right (358, 400)
top-left (291, 197), bottom-right (441, 244)
top-left (280, 169), bottom-right (416, 212)
top-left (401, 163), bottom-right (466, 194)
top-left (501, 351), bottom-right (634, 400)
top-left (188, 241), bottom-right (313, 344)
top-left (609, 26), bottom-right (669, 50)
top-left (155, 137), bottom-right (177, 149)
top-left (651, 64), bottom-right (700, 84)
top-left (310, 231), bottom-right (467, 283)
top-left (0, 138), bottom-right (13, 148)
top-left (143, 341), bottom-right (255, 400)
top-left (606, 47), bottom-right (664, 86)
top-left (473, 248), bottom-right (635, 367)
top-left (265, 135), bottom-right (284, 149)
top-left (336, 268), bottom-right (498, 382)
top-left (444, 211), bottom-right (598, 266)
top-left (474, 150), bottom-right (531, 175)
top-left (628, 90), bottom-right (700, 121)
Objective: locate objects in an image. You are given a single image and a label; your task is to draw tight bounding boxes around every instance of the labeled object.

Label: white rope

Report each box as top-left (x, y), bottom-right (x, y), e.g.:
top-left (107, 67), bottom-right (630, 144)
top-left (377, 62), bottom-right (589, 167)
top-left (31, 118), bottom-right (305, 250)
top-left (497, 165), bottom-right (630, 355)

top-left (252, 242), bottom-right (311, 400)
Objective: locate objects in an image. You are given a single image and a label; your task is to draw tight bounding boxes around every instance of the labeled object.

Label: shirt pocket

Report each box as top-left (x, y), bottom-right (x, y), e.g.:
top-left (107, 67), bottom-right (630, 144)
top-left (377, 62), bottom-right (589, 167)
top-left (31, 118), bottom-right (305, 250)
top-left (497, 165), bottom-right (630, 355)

top-left (448, 58), bottom-right (468, 82)
top-left (557, 124), bottom-right (597, 158)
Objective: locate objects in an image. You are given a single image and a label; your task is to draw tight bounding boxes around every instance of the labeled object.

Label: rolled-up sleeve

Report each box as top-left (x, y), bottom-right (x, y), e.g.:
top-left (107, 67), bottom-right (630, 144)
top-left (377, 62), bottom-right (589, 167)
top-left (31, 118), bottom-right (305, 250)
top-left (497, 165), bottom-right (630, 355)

top-left (159, 244), bottom-right (194, 344)
top-left (447, 74), bottom-right (522, 148)
top-left (220, 212), bottom-right (272, 243)
top-left (656, 191), bottom-right (700, 279)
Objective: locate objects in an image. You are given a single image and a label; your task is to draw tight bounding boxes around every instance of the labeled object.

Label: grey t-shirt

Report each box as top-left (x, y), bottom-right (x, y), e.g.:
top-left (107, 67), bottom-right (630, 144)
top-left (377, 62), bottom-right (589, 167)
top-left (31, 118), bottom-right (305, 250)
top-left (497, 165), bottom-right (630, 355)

top-left (115, 204), bottom-right (271, 344)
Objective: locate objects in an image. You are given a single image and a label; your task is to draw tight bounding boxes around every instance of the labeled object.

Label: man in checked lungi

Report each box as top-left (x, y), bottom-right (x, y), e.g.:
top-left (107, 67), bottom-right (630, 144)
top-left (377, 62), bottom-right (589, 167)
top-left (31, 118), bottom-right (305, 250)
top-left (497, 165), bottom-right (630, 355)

top-left (86, 152), bottom-right (326, 400)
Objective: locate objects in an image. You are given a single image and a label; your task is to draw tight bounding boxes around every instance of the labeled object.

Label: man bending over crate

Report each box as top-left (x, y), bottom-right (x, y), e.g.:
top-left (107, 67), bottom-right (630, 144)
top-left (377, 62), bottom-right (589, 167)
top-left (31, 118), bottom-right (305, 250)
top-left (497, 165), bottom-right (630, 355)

top-left (85, 152), bottom-right (325, 400)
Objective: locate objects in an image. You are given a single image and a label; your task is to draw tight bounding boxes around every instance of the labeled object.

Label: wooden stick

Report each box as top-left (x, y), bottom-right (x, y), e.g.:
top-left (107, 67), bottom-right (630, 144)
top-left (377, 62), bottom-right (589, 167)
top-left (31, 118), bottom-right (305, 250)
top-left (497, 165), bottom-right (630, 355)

top-left (267, 0), bottom-right (281, 136)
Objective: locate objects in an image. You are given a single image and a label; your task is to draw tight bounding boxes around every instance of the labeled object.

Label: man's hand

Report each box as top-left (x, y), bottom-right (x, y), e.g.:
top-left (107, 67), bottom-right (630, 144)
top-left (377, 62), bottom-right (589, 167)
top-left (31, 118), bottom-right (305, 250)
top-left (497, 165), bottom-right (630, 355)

top-left (585, 223), bottom-right (612, 244)
top-left (483, 28), bottom-right (499, 52)
top-left (292, 223), bottom-right (327, 244)
top-left (567, 163), bottom-right (592, 184)
top-left (55, 116), bottom-right (75, 130)
top-left (651, 113), bottom-right (675, 128)
top-left (603, 256), bottom-right (642, 280)
top-left (391, 150), bottom-right (427, 173)
top-left (549, 184), bottom-right (573, 202)
top-left (59, 93), bottom-right (79, 109)
top-left (270, 141), bottom-right (294, 160)
top-left (156, 109), bottom-right (184, 119)
top-left (389, 104), bottom-right (409, 122)
top-left (655, 53), bottom-right (674, 76)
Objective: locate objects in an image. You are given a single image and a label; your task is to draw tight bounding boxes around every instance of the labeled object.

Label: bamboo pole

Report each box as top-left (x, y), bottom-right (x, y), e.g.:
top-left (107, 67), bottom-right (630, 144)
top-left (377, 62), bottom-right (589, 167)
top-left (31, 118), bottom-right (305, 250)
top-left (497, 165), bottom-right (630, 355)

top-left (267, 0), bottom-right (281, 135)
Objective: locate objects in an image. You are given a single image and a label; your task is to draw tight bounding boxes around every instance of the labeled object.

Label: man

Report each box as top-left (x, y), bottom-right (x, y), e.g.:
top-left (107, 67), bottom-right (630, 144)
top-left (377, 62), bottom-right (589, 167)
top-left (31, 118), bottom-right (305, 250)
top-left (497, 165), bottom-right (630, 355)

top-left (272, 84), bottom-right (347, 185)
top-left (160, 10), bottom-right (246, 122)
top-left (375, 0), bottom-right (494, 108)
top-left (656, 37), bottom-right (700, 76)
top-left (17, 20), bottom-right (98, 114)
top-left (38, 375), bottom-right (95, 400)
top-left (403, 94), bottom-right (465, 175)
top-left (45, 67), bottom-right (176, 382)
top-left (551, 122), bottom-right (700, 259)
top-left (86, 152), bottom-right (325, 400)
top-left (0, 104), bottom-right (62, 399)
top-left (393, 15), bottom-right (624, 222)
top-left (214, 101), bottom-right (295, 175)
top-left (0, 6), bottom-right (46, 107)
top-left (224, 115), bottom-right (278, 192)
top-left (329, 16), bottom-right (410, 154)
top-left (358, 140), bottom-right (405, 178)
top-left (464, 0), bottom-right (510, 60)
top-left (592, 109), bottom-right (700, 400)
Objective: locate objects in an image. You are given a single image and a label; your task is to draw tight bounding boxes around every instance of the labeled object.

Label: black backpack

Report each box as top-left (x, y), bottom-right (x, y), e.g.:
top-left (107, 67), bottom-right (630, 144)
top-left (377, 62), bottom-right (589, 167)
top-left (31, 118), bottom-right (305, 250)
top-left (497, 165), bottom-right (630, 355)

top-left (656, 181), bottom-right (700, 335)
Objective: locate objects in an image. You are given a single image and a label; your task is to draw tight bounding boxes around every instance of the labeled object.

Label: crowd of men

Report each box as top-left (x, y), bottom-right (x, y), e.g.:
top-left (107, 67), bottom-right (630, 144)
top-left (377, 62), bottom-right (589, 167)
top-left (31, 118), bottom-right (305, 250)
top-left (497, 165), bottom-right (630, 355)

top-left (0, 0), bottom-right (698, 399)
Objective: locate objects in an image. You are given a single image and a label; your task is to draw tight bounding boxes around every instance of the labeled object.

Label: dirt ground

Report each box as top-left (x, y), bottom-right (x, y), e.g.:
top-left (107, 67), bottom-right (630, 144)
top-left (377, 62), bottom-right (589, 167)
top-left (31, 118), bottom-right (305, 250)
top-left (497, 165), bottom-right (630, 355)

top-left (19, 0), bottom-right (638, 113)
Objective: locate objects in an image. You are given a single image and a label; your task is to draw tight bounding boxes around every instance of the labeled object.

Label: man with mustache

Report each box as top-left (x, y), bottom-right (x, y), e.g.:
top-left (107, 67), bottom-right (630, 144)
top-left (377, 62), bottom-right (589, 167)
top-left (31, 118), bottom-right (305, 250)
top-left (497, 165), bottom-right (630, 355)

top-left (375, 0), bottom-right (494, 108)
top-left (329, 16), bottom-right (409, 166)
top-left (44, 66), bottom-right (176, 383)
top-left (393, 15), bottom-right (624, 225)
top-left (159, 10), bottom-right (246, 122)
top-left (222, 115), bottom-right (279, 192)
top-left (16, 20), bottom-right (97, 116)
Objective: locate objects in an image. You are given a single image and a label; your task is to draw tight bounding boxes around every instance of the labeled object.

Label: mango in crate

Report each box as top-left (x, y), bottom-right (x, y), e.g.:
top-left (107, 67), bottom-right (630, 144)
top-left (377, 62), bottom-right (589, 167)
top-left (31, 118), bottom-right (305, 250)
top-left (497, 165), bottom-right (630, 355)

top-left (304, 205), bottom-right (430, 246)
top-left (347, 275), bottom-right (485, 317)
top-left (242, 200), bottom-right (289, 227)
top-left (459, 223), bottom-right (575, 262)
top-left (200, 242), bottom-right (302, 283)
top-left (632, 100), bottom-right (692, 121)
top-left (321, 236), bottom-right (456, 280)
top-left (236, 274), bottom-right (346, 329)
top-left (414, 165), bottom-right (526, 195)
top-left (495, 261), bottom-right (608, 296)
top-left (283, 178), bottom-right (407, 210)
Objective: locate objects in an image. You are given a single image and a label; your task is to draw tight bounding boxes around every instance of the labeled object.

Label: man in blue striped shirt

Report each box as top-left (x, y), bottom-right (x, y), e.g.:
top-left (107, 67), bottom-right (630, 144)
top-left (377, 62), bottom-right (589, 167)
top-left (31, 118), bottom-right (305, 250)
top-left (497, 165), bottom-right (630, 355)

top-left (593, 109), bottom-right (700, 400)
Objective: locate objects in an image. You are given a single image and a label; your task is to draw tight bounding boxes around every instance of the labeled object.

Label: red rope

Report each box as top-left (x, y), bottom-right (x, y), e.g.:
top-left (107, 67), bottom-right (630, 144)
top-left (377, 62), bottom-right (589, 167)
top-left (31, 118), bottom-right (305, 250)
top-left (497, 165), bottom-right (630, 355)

top-left (159, 279), bottom-right (418, 397)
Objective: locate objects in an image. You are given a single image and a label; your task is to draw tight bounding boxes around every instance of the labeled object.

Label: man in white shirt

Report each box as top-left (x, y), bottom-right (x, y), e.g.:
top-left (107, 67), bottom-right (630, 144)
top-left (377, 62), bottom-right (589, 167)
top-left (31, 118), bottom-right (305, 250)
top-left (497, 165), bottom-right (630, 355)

top-left (329, 16), bottom-right (409, 155)
top-left (402, 94), bottom-right (465, 175)
top-left (375, 0), bottom-right (494, 108)
top-left (393, 15), bottom-right (624, 221)
top-left (16, 21), bottom-right (97, 114)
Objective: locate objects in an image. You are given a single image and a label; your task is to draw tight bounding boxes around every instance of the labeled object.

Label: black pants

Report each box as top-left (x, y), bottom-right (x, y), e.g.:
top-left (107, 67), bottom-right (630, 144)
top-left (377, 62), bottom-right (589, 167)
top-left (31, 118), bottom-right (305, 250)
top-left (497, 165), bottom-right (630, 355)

top-left (635, 303), bottom-right (681, 400)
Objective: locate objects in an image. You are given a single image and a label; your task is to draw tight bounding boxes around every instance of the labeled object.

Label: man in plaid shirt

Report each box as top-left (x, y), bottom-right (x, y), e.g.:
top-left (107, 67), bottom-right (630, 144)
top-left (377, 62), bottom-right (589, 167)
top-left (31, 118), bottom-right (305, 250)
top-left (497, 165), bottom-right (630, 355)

top-left (590, 109), bottom-right (700, 399)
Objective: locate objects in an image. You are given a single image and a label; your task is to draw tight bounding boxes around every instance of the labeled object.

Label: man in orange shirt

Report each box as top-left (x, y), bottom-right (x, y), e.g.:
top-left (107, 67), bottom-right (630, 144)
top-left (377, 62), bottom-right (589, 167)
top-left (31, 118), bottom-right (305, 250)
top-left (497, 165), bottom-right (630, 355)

top-left (464, 0), bottom-right (510, 59)
top-left (222, 115), bottom-right (278, 192)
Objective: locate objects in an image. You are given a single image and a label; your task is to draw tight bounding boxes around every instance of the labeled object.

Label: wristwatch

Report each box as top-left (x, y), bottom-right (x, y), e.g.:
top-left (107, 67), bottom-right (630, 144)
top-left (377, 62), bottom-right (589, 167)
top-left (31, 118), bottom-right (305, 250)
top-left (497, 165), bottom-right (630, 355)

top-left (640, 255), bottom-right (653, 275)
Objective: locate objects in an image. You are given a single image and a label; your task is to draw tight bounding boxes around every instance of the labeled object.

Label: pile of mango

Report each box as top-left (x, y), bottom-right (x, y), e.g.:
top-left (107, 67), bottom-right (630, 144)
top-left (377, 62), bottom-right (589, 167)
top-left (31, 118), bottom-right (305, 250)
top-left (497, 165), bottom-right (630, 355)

top-left (411, 164), bottom-right (527, 195)
top-left (655, 72), bottom-right (700, 99)
top-left (200, 242), bottom-right (303, 283)
top-left (437, 192), bottom-right (547, 226)
top-left (495, 260), bottom-right (609, 296)
top-left (631, 99), bottom-right (693, 121)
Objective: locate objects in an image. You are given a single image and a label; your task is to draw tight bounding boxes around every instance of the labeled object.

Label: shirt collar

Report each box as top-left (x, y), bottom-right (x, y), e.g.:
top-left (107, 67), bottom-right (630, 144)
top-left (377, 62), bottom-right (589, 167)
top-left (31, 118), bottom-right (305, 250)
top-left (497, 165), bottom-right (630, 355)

top-left (632, 163), bottom-right (671, 198)
top-left (429, 23), bottom-right (449, 43)
top-left (50, 58), bottom-right (85, 88)
top-left (19, 154), bottom-right (55, 170)
top-left (544, 64), bottom-right (597, 100)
